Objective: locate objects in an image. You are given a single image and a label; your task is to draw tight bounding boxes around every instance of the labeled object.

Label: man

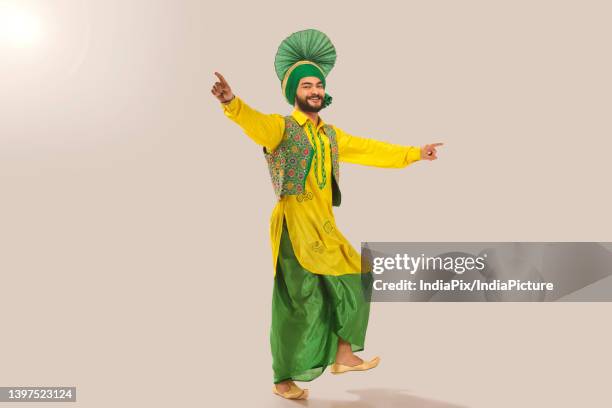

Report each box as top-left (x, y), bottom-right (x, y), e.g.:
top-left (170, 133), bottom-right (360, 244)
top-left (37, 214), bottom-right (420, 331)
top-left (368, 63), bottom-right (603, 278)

top-left (212, 29), bottom-right (443, 400)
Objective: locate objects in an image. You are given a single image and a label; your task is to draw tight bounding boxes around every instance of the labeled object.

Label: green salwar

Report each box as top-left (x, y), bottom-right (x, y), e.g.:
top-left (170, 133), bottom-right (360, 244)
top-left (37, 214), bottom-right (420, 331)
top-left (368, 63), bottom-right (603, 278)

top-left (270, 217), bottom-right (373, 384)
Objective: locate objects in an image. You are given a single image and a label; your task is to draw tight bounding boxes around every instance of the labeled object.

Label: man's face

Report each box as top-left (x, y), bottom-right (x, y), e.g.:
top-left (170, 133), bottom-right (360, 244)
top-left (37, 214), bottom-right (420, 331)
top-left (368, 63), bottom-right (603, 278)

top-left (295, 76), bottom-right (325, 113)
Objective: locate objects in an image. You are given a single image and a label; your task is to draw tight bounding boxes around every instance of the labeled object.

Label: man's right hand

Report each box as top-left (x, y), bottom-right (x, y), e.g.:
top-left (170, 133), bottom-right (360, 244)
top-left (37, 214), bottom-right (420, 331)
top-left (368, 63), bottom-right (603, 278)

top-left (211, 72), bottom-right (235, 104)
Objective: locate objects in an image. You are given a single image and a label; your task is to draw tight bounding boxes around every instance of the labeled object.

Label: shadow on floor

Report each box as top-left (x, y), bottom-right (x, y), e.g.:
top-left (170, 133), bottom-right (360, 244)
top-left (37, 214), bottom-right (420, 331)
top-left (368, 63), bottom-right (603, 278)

top-left (270, 387), bottom-right (469, 407)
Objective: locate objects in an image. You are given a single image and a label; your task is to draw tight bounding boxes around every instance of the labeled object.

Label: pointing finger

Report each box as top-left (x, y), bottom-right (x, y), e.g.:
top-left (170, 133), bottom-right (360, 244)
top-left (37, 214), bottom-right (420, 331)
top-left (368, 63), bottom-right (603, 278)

top-left (214, 72), bottom-right (228, 86)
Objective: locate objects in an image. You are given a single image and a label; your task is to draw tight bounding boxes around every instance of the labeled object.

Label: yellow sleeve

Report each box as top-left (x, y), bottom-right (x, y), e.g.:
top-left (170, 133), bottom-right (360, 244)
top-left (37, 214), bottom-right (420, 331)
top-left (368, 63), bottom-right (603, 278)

top-left (220, 96), bottom-right (285, 152)
top-left (334, 125), bottom-right (422, 168)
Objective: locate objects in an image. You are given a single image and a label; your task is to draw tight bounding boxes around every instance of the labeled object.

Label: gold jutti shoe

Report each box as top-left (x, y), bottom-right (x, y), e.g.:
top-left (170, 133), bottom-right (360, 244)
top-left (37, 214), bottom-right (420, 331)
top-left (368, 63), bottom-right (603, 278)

top-left (330, 356), bottom-right (381, 374)
top-left (272, 382), bottom-right (309, 400)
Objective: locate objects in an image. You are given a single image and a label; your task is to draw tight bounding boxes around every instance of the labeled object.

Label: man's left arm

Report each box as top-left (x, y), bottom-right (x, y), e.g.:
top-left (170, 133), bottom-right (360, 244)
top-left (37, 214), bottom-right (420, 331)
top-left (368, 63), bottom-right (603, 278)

top-left (334, 125), bottom-right (422, 168)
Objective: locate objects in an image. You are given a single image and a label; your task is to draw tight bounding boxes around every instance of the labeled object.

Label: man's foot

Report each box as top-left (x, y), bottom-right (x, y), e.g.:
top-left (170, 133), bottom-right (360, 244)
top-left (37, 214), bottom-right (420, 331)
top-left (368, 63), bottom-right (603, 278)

top-left (274, 380), bottom-right (292, 393)
top-left (333, 338), bottom-right (380, 374)
top-left (330, 355), bottom-right (381, 375)
top-left (272, 380), bottom-right (309, 400)
top-left (334, 353), bottom-right (364, 367)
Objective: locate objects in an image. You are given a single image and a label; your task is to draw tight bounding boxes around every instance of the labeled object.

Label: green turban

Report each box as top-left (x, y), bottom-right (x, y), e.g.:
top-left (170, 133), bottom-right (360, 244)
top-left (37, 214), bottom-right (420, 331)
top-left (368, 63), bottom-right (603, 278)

top-left (274, 29), bottom-right (337, 109)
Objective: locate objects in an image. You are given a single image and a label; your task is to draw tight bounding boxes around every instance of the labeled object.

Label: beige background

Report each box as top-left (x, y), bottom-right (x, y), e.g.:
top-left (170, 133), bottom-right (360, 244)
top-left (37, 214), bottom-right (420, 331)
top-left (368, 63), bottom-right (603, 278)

top-left (1, 0), bottom-right (611, 406)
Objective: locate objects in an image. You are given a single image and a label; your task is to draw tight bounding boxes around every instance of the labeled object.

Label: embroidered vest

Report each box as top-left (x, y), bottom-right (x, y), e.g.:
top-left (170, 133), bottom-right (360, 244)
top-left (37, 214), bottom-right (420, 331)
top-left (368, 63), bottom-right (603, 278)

top-left (262, 116), bottom-right (342, 206)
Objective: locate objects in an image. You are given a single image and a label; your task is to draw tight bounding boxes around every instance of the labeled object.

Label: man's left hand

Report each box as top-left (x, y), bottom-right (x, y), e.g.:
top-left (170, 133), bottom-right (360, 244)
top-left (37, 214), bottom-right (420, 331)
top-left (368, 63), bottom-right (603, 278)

top-left (421, 143), bottom-right (444, 160)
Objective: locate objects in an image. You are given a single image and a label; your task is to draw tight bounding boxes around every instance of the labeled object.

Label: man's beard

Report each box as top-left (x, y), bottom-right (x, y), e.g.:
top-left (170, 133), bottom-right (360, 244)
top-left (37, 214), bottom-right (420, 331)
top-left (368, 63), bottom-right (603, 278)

top-left (296, 94), bottom-right (324, 112)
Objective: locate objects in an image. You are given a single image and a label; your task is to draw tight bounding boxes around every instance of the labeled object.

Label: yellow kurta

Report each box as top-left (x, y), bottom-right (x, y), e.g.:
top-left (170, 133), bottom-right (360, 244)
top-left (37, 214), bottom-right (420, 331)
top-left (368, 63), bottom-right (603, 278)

top-left (221, 96), bottom-right (421, 276)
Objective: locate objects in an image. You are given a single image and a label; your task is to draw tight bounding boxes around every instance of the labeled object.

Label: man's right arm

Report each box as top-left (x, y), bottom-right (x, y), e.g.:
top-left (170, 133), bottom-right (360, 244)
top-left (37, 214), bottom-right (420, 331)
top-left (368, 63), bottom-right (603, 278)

top-left (221, 96), bottom-right (285, 152)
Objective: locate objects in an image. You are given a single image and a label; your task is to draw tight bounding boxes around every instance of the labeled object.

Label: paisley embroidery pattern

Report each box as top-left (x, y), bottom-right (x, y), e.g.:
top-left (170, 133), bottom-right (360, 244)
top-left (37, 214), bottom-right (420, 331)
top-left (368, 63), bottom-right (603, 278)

top-left (310, 240), bottom-right (325, 253)
top-left (323, 220), bottom-right (335, 234)
top-left (296, 191), bottom-right (314, 202)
